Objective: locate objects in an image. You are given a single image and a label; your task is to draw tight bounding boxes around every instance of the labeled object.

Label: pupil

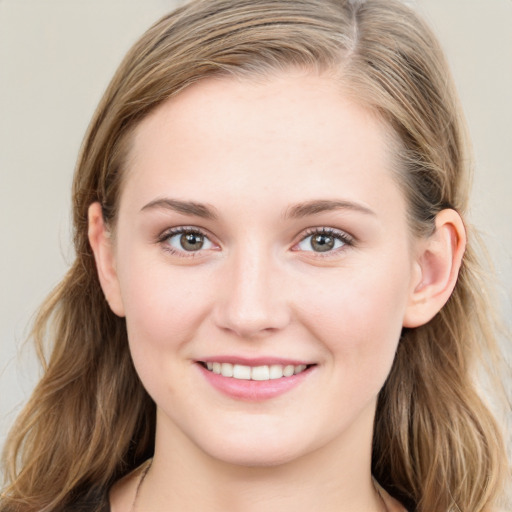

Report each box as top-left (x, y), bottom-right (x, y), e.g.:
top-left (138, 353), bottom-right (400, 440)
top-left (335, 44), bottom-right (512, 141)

top-left (181, 233), bottom-right (204, 251)
top-left (311, 234), bottom-right (334, 252)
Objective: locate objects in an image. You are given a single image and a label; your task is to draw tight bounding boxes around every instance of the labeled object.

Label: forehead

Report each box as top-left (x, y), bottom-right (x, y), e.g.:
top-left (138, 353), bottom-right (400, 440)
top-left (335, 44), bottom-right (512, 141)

top-left (121, 71), bottom-right (404, 218)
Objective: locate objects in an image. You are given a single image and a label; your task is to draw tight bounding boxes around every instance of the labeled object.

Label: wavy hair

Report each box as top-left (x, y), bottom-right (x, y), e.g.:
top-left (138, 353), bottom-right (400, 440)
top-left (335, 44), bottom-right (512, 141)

top-left (1, 1), bottom-right (509, 510)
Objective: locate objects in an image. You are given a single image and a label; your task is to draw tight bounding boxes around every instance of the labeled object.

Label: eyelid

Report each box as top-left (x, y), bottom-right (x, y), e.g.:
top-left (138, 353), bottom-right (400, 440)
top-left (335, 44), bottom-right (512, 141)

top-left (156, 225), bottom-right (219, 257)
top-left (292, 226), bottom-right (355, 254)
top-left (154, 225), bottom-right (354, 258)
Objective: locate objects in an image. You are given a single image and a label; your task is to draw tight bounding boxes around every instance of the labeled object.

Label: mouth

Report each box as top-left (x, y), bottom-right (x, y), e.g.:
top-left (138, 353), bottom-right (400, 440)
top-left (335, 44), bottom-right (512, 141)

top-left (196, 359), bottom-right (316, 401)
top-left (197, 361), bottom-right (314, 381)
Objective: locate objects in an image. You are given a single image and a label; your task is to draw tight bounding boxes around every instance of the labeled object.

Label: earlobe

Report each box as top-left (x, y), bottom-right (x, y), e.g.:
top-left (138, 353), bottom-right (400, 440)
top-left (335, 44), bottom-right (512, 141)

top-left (403, 209), bottom-right (466, 328)
top-left (88, 202), bottom-right (125, 317)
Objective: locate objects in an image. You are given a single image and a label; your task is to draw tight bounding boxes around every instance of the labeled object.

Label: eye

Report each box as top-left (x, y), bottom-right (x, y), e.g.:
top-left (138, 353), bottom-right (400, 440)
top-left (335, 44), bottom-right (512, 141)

top-left (295, 228), bottom-right (352, 253)
top-left (160, 227), bottom-right (215, 254)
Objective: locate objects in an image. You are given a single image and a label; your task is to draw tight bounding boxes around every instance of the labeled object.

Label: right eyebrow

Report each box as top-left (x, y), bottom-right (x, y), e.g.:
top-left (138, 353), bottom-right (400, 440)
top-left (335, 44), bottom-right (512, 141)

top-left (140, 198), bottom-right (218, 220)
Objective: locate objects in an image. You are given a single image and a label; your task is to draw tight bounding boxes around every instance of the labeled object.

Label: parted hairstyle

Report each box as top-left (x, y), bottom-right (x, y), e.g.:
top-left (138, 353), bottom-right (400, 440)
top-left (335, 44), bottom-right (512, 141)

top-left (1, 1), bottom-right (509, 511)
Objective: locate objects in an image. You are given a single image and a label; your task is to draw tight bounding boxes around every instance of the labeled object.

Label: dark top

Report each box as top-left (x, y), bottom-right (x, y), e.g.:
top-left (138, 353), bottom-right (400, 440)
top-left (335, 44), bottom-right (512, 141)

top-left (62, 488), bottom-right (110, 512)
top-left (64, 484), bottom-right (413, 512)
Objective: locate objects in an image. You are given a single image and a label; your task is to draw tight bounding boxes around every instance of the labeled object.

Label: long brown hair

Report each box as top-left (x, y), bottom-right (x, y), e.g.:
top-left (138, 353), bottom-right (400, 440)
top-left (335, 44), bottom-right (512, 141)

top-left (1, 1), bottom-right (509, 510)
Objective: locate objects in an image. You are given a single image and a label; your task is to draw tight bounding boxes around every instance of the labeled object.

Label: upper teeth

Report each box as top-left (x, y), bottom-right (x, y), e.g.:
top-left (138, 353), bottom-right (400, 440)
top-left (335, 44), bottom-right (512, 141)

top-left (205, 362), bottom-right (308, 380)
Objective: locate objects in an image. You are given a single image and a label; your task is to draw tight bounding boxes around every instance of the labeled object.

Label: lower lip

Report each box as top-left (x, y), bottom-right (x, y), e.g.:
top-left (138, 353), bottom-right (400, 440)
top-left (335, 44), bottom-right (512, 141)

top-left (197, 364), bottom-right (314, 401)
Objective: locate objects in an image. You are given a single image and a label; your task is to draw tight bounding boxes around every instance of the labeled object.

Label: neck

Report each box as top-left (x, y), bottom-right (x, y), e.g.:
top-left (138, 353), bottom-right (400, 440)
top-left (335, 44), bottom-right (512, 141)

top-left (138, 405), bottom-right (386, 512)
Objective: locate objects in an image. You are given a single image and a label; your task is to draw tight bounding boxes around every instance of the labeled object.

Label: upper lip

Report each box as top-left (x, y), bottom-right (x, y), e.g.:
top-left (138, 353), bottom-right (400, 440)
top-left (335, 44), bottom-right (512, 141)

top-left (197, 356), bottom-right (315, 366)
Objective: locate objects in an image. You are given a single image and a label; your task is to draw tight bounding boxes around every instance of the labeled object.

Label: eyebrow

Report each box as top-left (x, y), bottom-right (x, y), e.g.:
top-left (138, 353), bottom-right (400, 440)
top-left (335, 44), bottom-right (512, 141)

top-left (140, 197), bottom-right (375, 221)
top-left (285, 199), bottom-right (376, 219)
top-left (140, 198), bottom-right (218, 220)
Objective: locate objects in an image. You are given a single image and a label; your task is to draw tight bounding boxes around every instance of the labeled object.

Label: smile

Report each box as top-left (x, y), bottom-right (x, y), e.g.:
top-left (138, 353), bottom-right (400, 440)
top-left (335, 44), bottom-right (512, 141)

top-left (197, 359), bottom-right (315, 400)
top-left (201, 362), bottom-right (309, 381)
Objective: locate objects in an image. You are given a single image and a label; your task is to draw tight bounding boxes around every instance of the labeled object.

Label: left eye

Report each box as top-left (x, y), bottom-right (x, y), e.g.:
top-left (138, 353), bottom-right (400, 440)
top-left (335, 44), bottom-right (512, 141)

top-left (296, 231), bottom-right (349, 253)
top-left (165, 230), bottom-right (214, 252)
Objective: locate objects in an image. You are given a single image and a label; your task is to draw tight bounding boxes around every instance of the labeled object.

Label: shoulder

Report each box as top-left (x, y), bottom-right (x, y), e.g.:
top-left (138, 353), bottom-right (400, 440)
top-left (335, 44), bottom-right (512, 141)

top-left (61, 487), bottom-right (110, 512)
top-left (374, 480), bottom-right (410, 512)
top-left (109, 461), bottom-right (151, 512)
top-left (56, 460), bottom-right (150, 512)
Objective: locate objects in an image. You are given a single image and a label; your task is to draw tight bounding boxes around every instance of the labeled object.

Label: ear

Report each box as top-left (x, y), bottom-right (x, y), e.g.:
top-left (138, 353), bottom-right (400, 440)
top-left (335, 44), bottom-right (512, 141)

top-left (403, 209), bottom-right (466, 328)
top-left (88, 202), bottom-right (125, 317)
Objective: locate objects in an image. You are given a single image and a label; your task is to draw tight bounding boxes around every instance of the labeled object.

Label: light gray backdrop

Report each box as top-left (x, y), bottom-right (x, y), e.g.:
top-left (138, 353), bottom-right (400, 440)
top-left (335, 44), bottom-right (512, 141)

top-left (1, 0), bottom-right (511, 449)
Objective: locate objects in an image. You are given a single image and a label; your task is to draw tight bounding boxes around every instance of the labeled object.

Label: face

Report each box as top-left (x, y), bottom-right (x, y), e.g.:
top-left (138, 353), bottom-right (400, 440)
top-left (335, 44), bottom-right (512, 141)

top-left (104, 71), bottom-right (423, 467)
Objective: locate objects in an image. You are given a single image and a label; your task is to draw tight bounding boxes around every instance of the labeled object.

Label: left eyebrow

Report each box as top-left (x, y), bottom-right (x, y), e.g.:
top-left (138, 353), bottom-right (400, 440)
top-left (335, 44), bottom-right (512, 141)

top-left (140, 198), bottom-right (218, 220)
top-left (284, 199), bottom-right (376, 219)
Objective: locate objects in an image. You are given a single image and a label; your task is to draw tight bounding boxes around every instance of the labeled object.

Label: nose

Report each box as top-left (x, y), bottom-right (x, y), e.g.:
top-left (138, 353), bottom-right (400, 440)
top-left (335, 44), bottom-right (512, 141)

top-left (213, 246), bottom-right (291, 339)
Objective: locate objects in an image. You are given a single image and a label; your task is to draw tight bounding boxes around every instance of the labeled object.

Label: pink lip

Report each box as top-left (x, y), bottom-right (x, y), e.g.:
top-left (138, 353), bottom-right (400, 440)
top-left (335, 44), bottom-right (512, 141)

top-left (196, 362), bottom-right (315, 402)
top-left (198, 356), bottom-right (313, 366)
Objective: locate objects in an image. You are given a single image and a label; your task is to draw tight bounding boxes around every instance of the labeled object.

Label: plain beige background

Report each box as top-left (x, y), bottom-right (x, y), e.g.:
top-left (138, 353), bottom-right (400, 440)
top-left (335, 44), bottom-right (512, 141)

top-left (1, 0), bottom-right (511, 450)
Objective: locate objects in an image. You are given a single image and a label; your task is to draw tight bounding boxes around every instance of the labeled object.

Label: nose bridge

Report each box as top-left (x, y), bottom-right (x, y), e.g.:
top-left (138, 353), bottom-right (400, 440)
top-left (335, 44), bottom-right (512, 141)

top-left (215, 241), bottom-right (289, 337)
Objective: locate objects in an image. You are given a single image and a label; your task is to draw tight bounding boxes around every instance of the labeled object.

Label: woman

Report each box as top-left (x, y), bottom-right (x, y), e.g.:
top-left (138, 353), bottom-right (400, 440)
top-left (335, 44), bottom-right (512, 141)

top-left (1, 0), bottom-right (509, 511)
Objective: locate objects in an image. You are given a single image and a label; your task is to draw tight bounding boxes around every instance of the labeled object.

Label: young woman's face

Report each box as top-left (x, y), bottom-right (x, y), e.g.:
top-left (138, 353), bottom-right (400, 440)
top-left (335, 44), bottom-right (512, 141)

top-left (109, 72), bottom-right (422, 466)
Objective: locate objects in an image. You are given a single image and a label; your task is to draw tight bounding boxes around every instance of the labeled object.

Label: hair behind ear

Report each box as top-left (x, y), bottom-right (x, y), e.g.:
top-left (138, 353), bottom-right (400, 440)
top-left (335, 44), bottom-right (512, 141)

top-left (373, 238), bottom-right (508, 511)
top-left (0, 234), bottom-right (155, 512)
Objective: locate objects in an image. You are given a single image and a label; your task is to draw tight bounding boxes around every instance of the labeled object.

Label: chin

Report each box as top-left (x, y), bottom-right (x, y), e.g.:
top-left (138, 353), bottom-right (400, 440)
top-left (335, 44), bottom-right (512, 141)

top-left (209, 445), bottom-right (302, 468)
top-left (197, 428), bottom-right (314, 469)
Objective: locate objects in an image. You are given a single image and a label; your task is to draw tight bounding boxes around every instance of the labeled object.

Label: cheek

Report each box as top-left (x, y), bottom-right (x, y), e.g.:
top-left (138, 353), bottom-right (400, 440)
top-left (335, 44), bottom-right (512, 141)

top-left (116, 253), bottom-right (214, 373)
top-left (297, 255), bottom-right (412, 374)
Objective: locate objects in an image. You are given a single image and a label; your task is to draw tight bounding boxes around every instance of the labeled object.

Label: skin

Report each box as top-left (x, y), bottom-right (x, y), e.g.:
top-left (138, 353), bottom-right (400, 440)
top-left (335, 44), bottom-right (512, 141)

top-left (89, 70), bottom-right (465, 512)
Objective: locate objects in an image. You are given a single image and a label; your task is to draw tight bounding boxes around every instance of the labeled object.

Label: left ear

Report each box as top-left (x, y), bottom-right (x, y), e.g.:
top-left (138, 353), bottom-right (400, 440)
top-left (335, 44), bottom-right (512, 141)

top-left (403, 209), bottom-right (466, 328)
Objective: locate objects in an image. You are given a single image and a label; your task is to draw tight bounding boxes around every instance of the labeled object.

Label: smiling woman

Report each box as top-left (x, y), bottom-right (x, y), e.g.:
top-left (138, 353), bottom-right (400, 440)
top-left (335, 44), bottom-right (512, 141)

top-left (0, 1), bottom-right (509, 512)
top-left (90, 76), bottom-right (421, 479)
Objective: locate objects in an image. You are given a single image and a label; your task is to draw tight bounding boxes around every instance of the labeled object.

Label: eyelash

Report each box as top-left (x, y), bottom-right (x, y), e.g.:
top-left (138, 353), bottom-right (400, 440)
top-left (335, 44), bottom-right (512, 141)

top-left (294, 227), bottom-right (354, 256)
top-left (156, 226), bottom-right (354, 258)
top-left (157, 226), bottom-right (215, 257)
